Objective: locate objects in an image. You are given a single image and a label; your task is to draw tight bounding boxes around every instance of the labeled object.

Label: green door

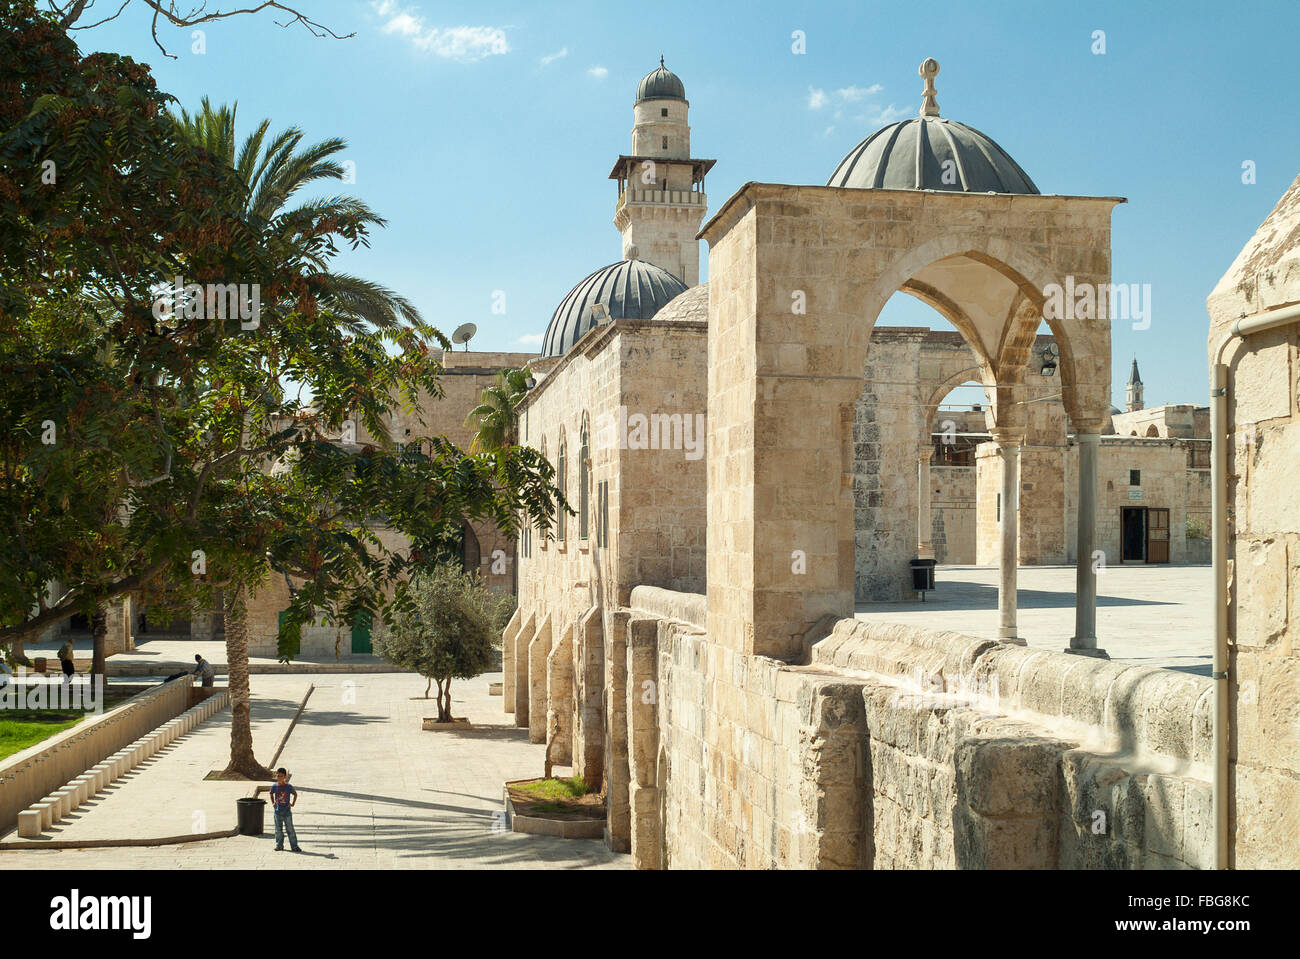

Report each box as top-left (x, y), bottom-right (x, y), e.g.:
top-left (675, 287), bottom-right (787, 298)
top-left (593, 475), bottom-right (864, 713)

top-left (351, 610), bottom-right (373, 654)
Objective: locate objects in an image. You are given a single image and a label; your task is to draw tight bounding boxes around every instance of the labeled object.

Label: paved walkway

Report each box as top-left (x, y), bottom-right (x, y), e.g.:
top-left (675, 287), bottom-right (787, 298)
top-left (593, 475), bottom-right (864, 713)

top-left (2, 672), bottom-right (627, 869)
top-left (856, 564), bottom-right (1212, 674)
top-left (21, 635), bottom-right (395, 676)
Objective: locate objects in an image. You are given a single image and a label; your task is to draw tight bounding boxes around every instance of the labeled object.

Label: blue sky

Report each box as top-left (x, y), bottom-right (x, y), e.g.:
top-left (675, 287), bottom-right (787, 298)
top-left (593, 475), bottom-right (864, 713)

top-left (76, 0), bottom-right (1300, 410)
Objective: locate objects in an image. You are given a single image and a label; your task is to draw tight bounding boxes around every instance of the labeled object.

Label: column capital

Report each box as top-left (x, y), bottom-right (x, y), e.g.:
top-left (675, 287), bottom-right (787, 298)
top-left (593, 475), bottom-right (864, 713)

top-left (989, 427), bottom-right (1023, 448)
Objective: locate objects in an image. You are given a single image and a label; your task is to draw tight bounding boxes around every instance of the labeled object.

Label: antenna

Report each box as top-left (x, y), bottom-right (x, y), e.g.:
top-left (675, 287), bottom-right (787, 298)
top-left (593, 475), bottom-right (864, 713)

top-left (451, 322), bottom-right (477, 351)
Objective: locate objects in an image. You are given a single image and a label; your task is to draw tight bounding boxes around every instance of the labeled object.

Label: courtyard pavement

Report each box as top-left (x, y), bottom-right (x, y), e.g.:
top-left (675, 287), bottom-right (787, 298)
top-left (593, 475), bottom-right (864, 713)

top-left (20, 635), bottom-right (396, 676)
top-left (0, 672), bottom-right (627, 870)
top-left (856, 564), bottom-right (1212, 674)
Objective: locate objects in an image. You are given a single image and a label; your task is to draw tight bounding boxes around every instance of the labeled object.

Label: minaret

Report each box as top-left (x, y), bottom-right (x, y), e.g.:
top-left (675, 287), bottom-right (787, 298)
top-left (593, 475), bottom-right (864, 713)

top-left (609, 58), bottom-right (715, 286)
top-left (1126, 356), bottom-right (1144, 412)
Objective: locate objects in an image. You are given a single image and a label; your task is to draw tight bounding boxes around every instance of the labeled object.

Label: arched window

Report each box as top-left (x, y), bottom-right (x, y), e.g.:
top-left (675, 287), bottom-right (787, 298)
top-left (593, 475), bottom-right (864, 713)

top-left (1145, 424), bottom-right (1160, 437)
top-left (579, 417), bottom-right (591, 541)
top-left (557, 431), bottom-right (567, 543)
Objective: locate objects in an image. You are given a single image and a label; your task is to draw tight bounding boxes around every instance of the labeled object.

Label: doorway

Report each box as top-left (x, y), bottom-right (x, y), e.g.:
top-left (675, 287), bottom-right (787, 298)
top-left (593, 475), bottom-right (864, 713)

top-left (1121, 507), bottom-right (1146, 561)
top-left (1121, 507), bottom-right (1169, 564)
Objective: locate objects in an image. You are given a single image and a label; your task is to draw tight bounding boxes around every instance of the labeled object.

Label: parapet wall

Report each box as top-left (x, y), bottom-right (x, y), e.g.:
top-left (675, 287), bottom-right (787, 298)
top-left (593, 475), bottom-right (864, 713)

top-left (0, 677), bottom-right (192, 835)
top-left (640, 600), bottom-right (1214, 868)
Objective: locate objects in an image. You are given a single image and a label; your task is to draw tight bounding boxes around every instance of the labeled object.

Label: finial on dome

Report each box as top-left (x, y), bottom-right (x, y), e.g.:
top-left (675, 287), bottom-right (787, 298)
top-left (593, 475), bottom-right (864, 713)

top-left (919, 58), bottom-right (940, 117)
top-left (659, 54), bottom-right (665, 68)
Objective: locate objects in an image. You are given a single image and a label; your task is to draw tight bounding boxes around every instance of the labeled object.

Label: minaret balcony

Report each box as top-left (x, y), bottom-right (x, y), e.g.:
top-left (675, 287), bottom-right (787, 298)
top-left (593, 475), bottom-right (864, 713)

top-left (616, 188), bottom-right (707, 211)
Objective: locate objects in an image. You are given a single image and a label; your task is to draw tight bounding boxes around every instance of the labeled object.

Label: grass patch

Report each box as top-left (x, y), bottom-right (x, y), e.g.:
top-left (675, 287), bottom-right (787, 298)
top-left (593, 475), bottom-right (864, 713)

top-left (0, 693), bottom-right (135, 761)
top-left (513, 776), bottom-right (588, 802)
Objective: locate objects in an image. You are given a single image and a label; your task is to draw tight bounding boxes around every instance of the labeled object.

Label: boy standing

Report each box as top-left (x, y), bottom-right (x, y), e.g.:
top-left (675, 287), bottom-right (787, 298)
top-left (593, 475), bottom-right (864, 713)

top-left (268, 768), bottom-right (301, 852)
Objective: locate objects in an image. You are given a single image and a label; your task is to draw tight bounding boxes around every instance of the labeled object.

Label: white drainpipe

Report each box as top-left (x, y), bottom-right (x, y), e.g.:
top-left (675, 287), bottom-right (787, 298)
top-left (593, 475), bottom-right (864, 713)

top-left (1210, 300), bottom-right (1300, 870)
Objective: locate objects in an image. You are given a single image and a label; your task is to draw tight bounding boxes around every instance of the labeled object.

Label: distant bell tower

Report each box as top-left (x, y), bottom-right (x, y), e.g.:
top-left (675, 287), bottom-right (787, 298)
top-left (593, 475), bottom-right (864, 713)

top-left (1126, 356), bottom-right (1144, 412)
top-left (610, 57), bottom-right (715, 286)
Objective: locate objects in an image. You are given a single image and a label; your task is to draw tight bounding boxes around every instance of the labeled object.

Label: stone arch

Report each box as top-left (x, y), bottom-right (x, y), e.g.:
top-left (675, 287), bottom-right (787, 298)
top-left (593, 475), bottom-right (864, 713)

top-left (462, 522), bottom-right (481, 578)
top-left (844, 234), bottom-right (1098, 429)
top-left (1145, 424), bottom-right (1160, 437)
top-left (920, 365), bottom-right (989, 451)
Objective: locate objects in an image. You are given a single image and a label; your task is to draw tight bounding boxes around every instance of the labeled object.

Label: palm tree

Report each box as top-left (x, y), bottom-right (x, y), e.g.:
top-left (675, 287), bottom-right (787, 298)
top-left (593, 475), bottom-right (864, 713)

top-left (171, 97), bottom-right (425, 333)
top-left (465, 368), bottom-right (531, 453)
top-left (172, 98), bottom-right (437, 779)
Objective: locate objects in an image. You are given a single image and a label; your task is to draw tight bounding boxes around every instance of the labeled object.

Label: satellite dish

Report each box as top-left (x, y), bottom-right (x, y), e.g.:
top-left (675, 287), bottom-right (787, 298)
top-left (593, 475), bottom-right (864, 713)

top-left (451, 322), bottom-right (477, 351)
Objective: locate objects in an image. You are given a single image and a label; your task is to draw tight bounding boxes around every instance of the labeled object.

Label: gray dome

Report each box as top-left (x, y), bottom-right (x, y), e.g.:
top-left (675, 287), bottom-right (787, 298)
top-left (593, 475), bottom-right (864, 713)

top-left (541, 259), bottom-right (689, 358)
top-left (828, 116), bottom-right (1039, 194)
top-left (636, 60), bottom-right (686, 103)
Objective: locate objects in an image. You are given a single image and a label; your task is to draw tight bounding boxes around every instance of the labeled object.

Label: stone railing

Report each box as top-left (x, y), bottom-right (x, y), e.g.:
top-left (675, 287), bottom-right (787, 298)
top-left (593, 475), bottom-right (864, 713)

top-left (628, 586), bottom-right (706, 630)
top-left (0, 677), bottom-right (194, 835)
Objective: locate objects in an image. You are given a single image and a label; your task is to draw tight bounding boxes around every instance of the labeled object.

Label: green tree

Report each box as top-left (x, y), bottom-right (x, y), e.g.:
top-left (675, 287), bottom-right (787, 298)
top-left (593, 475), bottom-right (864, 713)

top-left (372, 564), bottom-right (496, 723)
top-left (171, 97), bottom-right (420, 332)
top-left (0, 2), bottom-right (563, 776)
top-left (465, 368), bottom-right (531, 453)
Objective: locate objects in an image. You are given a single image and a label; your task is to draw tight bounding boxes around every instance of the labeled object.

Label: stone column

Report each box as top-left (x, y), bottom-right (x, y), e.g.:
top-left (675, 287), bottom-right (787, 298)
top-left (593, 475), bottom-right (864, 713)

top-left (1068, 431), bottom-right (1109, 657)
top-left (993, 430), bottom-right (1024, 645)
top-left (917, 452), bottom-right (935, 559)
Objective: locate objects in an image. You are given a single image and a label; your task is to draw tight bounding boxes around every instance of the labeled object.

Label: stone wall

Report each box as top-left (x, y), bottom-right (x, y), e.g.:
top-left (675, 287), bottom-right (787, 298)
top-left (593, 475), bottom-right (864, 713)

top-left (930, 465), bottom-right (975, 564)
top-left (536, 592), bottom-right (1214, 869)
top-left (1206, 171), bottom-right (1300, 869)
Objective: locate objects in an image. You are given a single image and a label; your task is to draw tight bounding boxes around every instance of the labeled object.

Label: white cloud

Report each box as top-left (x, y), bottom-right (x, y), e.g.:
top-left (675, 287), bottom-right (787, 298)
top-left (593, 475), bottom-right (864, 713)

top-left (540, 47), bottom-right (567, 66)
top-left (517, 333), bottom-right (544, 346)
top-left (823, 125), bottom-right (835, 138)
top-left (808, 87), bottom-right (828, 110)
top-left (370, 2), bottom-right (509, 61)
top-left (587, 65), bottom-right (609, 79)
top-left (835, 83), bottom-right (882, 102)
top-left (868, 104), bottom-right (909, 124)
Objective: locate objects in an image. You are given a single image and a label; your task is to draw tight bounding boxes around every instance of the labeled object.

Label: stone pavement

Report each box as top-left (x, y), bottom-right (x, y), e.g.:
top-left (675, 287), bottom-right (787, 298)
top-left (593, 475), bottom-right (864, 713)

top-left (22, 635), bottom-right (398, 676)
top-left (856, 564), bottom-right (1212, 673)
top-left (1, 672), bottom-right (628, 869)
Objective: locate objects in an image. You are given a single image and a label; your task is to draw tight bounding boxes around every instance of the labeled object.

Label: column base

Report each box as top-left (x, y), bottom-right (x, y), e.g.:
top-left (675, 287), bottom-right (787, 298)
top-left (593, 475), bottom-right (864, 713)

top-left (1064, 644), bottom-right (1110, 659)
top-left (998, 629), bottom-right (1026, 646)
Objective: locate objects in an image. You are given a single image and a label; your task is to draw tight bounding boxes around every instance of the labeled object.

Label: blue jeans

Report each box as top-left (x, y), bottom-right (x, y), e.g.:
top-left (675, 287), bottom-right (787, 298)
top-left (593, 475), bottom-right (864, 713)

top-left (274, 808), bottom-right (299, 849)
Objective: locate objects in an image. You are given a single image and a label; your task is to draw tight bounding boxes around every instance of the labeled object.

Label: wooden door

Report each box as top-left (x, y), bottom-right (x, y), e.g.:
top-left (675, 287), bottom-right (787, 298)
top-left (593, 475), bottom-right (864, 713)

top-left (1146, 508), bottom-right (1170, 563)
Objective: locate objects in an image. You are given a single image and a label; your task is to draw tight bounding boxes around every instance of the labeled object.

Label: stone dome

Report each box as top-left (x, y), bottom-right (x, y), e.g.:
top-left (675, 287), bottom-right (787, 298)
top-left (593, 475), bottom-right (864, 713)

top-left (828, 115), bottom-right (1039, 194)
top-left (540, 259), bottom-right (689, 358)
top-left (636, 59), bottom-right (686, 103)
top-left (653, 282), bottom-right (709, 325)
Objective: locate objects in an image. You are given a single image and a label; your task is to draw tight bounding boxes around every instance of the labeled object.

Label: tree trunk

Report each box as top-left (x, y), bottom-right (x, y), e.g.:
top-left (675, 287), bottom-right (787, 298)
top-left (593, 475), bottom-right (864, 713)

top-left (90, 606), bottom-right (107, 684)
top-left (222, 587), bottom-right (272, 779)
top-left (437, 678), bottom-right (452, 722)
top-left (424, 675), bottom-right (432, 699)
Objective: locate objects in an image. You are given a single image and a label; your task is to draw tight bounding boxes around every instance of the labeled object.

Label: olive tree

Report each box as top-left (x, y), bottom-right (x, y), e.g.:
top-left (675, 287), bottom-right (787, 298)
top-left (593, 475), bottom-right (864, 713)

top-left (373, 564), bottom-right (496, 723)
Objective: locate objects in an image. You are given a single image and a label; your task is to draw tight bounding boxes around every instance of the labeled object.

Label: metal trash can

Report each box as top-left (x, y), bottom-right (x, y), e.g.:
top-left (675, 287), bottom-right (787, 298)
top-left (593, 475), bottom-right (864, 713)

top-left (910, 558), bottom-right (937, 594)
top-left (236, 797), bottom-right (266, 836)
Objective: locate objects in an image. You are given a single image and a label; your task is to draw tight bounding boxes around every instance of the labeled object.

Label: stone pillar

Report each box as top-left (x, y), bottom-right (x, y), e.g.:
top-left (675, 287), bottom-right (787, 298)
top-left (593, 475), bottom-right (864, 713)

top-left (917, 452), bottom-right (935, 560)
top-left (993, 431), bottom-right (1024, 645)
top-left (626, 616), bottom-right (661, 869)
top-left (527, 615), bottom-right (552, 744)
top-left (603, 609), bottom-right (632, 853)
top-left (545, 624), bottom-right (574, 767)
top-left (1068, 431), bottom-right (1108, 657)
top-left (513, 613), bottom-right (536, 729)
top-left (501, 609), bottom-right (521, 714)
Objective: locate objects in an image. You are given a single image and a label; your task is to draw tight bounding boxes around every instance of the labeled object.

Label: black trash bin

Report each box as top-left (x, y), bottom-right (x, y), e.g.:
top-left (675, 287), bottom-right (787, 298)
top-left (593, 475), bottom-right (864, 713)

top-left (236, 797), bottom-right (266, 836)
top-left (910, 558), bottom-right (937, 595)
